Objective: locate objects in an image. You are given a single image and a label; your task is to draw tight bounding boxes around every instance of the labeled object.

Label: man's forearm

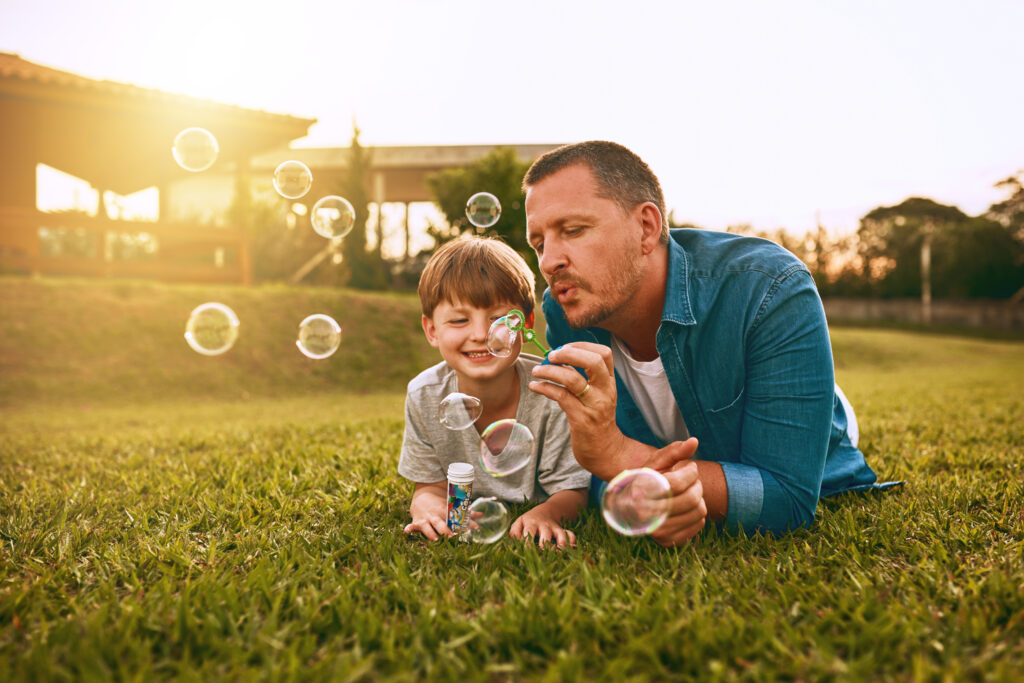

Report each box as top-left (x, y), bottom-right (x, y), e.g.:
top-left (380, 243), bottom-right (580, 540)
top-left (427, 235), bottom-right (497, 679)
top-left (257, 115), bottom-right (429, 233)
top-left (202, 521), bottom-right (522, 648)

top-left (694, 460), bottom-right (728, 522)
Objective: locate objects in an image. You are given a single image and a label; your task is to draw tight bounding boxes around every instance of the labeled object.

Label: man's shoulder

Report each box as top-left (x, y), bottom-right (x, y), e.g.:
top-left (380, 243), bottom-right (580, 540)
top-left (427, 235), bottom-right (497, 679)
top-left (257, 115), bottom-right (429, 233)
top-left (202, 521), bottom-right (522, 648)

top-left (670, 228), bottom-right (807, 280)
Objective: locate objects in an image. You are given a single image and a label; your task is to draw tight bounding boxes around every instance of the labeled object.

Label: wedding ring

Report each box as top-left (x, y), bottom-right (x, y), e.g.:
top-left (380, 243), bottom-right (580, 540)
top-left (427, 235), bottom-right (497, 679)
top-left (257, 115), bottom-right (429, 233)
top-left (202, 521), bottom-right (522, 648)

top-left (576, 383), bottom-right (591, 398)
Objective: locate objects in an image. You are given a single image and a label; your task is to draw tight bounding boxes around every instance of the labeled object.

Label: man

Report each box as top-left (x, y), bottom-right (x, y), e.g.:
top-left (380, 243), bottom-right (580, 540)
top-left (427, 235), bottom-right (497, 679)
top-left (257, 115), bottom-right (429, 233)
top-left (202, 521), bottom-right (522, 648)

top-left (525, 141), bottom-right (888, 547)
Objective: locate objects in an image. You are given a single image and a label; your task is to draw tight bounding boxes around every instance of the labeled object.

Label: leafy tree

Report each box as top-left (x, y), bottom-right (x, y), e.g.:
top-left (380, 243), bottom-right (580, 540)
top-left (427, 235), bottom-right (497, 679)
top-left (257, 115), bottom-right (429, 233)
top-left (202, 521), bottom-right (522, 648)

top-left (857, 198), bottom-right (967, 297)
top-left (340, 124), bottom-right (389, 290)
top-left (426, 147), bottom-right (535, 278)
top-left (987, 172), bottom-right (1024, 239)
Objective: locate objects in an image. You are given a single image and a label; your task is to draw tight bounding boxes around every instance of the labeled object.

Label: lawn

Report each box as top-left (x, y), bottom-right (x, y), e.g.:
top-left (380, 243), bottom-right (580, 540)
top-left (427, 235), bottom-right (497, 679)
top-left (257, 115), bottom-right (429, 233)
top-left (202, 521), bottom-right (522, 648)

top-left (1, 280), bottom-right (1022, 680)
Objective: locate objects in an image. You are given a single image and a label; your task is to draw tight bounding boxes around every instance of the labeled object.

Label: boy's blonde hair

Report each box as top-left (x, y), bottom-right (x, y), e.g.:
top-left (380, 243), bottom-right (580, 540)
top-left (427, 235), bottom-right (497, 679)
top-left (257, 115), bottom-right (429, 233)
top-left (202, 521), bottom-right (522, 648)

top-left (418, 237), bottom-right (535, 318)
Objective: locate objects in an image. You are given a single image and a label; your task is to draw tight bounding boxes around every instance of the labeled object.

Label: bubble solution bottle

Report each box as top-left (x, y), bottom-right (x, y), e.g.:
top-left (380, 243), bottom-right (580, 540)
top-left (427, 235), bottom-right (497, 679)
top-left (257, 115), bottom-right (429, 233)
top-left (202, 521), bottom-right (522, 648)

top-left (446, 462), bottom-right (475, 538)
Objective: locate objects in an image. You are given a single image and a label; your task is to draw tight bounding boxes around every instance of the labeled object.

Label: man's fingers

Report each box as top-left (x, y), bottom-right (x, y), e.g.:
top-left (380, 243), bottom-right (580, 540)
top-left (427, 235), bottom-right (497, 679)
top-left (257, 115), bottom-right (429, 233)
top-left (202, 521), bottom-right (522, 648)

top-left (650, 516), bottom-right (706, 547)
top-left (646, 438), bottom-right (699, 472)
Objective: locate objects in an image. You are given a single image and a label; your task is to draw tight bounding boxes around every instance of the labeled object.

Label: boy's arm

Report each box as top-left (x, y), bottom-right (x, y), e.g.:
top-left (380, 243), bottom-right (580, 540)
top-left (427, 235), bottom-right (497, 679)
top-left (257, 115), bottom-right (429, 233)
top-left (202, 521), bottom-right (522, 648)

top-left (404, 481), bottom-right (453, 541)
top-left (509, 488), bottom-right (588, 549)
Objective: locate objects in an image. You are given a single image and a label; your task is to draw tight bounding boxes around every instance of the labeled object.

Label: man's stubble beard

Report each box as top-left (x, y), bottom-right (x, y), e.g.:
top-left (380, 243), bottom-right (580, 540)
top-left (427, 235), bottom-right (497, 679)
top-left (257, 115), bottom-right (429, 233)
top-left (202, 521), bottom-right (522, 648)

top-left (562, 250), bottom-right (644, 330)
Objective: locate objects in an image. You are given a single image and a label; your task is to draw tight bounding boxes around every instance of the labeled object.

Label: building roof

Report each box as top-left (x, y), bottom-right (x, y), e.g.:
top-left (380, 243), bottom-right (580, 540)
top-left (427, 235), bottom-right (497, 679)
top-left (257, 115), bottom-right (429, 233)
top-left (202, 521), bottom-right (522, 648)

top-left (0, 53), bottom-right (316, 195)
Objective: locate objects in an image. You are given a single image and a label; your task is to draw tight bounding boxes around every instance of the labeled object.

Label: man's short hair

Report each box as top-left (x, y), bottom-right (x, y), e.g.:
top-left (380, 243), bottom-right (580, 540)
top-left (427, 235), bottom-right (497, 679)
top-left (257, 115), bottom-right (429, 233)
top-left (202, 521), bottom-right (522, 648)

top-left (418, 236), bottom-right (536, 318)
top-left (523, 141), bottom-right (669, 243)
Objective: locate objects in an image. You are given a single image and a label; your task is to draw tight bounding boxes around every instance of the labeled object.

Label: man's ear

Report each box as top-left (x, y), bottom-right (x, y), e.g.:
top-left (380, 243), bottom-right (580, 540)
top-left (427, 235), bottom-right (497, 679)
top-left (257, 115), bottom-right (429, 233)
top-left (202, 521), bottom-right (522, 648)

top-left (638, 202), bottom-right (663, 255)
top-left (422, 314), bottom-right (440, 348)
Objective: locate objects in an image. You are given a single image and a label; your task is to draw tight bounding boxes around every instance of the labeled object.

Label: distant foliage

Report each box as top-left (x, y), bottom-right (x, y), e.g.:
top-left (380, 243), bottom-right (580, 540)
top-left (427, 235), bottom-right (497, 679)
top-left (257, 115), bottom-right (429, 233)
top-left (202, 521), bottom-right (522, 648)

top-left (425, 148), bottom-right (536, 281)
top-left (717, 180), bottom-right (1024, 300)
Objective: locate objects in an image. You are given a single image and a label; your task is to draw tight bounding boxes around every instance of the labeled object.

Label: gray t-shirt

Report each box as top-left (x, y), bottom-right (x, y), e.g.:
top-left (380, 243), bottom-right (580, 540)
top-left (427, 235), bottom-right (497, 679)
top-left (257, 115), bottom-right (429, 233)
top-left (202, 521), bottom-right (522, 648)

top-left (398, 354), bottom-right (591, 503)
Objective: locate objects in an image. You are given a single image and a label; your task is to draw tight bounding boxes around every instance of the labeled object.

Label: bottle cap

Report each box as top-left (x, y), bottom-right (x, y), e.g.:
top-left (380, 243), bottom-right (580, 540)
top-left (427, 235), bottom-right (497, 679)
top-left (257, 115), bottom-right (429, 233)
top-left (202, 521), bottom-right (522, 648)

top-left (447, 462), bottom-right (474, 483)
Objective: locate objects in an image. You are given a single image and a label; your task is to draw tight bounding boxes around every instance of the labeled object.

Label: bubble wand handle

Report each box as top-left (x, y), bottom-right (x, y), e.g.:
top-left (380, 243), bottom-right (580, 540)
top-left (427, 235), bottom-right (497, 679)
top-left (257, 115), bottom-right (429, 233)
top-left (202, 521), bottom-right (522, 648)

top-left (504, 308), bottom-right (550, 356)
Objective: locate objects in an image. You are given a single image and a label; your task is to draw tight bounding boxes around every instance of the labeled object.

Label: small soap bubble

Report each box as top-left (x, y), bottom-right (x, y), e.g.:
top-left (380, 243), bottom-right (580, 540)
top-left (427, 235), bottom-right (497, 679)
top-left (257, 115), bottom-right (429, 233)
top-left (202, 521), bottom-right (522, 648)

top-left (466, 497), bottom-right (510, 544)
top-left (184, 302), bottom-right (239, 356)
top-left (311, 195), bottom-right (356, 240)
top-left (172, 128), bottom-right (218, 172)
top-left (296, 314), bottom-right (342, 359)
top-left (486, 316), bottom-right (519, 358)
top-left (466, 192), bottom-right (501, 229)
top-left (274, 160), bottom-right (313, 199)
top-left (479, 419), bottom-right (534, 477)
top-left (439, 392), bottom-right (483, 430)
top-left (601, 468), bottom-right (671, 536)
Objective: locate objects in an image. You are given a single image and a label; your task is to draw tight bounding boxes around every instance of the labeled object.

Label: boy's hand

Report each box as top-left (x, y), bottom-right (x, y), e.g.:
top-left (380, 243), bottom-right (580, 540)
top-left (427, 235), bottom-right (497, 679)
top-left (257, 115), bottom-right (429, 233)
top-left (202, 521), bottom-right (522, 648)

top-left (405, 481), bottom-right (453, 541)
top-left (404, 514), bottom-right (454, 541)
top-left (510, 508), bottom-right (577, 549)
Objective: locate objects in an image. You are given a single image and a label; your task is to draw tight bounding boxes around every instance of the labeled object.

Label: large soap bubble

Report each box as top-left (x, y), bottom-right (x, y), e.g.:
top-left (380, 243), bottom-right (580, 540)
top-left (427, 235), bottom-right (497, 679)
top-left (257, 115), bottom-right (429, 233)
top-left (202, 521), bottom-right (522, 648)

top-left (486, 312), bottom-right (522, 358)
top-left (172, 128), bottom-right (218, 172)
top-left (466, 497), bottom-right (510, 544)
top-left (296, 314), bottom-right (342, 359)
top-left (184, 302), bottom-right (239, 356)
top-left (478, 419), bottom-right (534, 477)
top-left (438, 392), bottom-right (483, 430)
top-left (274, 160), bottom-right (313, 199)
top-left (465, 192), bottom-right (501, 229)
top-left (601, 468), bottom-right (671, 536)
top-left (311, 195), bottom-right (356, 240)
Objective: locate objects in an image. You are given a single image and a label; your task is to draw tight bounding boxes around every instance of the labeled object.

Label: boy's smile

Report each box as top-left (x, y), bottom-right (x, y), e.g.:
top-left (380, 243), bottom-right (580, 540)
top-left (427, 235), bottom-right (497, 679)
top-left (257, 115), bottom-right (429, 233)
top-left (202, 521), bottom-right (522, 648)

top-left (422, 299), bottom-right (532, 383)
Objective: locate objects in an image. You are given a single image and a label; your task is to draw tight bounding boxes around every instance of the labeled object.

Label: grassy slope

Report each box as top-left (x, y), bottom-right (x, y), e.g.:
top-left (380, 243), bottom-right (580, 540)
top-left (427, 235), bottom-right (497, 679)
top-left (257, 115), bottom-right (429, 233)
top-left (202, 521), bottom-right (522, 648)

top-left (1, 279), bottom-right (1022, 680)
top-left (0, 277), bottom-right (439, 408)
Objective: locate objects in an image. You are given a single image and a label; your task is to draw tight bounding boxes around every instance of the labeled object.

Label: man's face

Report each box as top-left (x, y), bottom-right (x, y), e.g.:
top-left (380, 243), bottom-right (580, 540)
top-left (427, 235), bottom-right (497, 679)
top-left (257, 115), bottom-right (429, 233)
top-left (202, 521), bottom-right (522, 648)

top-left (525, 164), bottom-right (644, 329)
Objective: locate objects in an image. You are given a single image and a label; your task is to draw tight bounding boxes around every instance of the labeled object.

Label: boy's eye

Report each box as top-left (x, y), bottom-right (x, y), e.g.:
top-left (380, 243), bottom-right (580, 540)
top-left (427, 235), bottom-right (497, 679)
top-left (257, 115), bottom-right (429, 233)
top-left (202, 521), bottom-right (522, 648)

top-left (449, 318), bottom-right (468, 325)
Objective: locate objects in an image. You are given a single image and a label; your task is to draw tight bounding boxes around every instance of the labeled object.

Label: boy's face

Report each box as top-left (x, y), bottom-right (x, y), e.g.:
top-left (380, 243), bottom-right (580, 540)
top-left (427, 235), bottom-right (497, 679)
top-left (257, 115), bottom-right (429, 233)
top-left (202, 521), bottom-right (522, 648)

top-left (422, 299), bottom-right (533, 383)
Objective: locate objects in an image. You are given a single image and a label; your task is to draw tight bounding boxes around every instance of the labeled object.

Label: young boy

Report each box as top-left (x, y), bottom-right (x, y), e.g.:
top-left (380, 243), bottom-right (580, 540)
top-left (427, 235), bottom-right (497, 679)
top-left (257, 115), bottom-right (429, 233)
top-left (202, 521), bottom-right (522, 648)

top-left (399, 236), bottom-right (590, 548)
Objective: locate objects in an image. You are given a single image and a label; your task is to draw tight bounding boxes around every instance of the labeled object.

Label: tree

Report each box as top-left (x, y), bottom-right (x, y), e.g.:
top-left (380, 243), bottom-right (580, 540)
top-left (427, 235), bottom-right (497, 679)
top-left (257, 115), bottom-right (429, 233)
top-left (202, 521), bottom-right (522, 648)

top-left (341, 124), bottom-right (389, 290)
top-left (987, 171), bottom-right (1024, 243)
top-left (857, 197), bottom-right (967, 299)
top-left (426, 147), bottom-right (535, 279)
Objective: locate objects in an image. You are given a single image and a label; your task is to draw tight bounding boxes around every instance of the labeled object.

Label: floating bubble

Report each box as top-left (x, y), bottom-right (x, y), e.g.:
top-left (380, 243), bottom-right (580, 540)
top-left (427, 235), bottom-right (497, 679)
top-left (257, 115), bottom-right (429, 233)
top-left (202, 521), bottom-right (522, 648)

top-left (311, 195), bottom-right (356, 240)
top-left (274, 160), bottom-right (313, 199)
top-left (466, 192), bottom-right (501, 229)
top-left (438, 392), bottom-right (483, 430)
top-left (486, 315), bottom-right (519, 358)
top-left (601, 468), bottom-right (671, 536)
top-left (172, 128), bottom-right (218, 172)
top-left (184, 302), bottom-right (239, 356)
top-left (296, 314), bottom-right (342, 359)
top-left (466, 497), bottom-right (510, 544)
top-left (479, 419), bottom-right (534, 477)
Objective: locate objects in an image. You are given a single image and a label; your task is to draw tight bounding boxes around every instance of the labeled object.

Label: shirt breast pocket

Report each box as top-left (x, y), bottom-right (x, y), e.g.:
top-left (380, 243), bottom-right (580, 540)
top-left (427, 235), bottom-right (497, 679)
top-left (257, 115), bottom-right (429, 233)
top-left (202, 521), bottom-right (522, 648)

top-left (703, 387), bottom-right (744, 460)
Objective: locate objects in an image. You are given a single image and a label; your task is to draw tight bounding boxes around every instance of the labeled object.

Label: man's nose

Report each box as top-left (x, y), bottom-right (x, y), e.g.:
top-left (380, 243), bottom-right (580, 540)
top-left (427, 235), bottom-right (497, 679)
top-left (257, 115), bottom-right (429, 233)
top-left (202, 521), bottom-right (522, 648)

top-left (539, 241), bottom-right (567, 278)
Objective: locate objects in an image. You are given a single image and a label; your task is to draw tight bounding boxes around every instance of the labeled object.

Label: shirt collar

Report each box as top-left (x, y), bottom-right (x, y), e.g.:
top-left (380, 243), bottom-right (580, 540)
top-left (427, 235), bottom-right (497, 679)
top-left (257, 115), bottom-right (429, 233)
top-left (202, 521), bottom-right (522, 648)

top-left (661, 232), bottom-right (696, 326)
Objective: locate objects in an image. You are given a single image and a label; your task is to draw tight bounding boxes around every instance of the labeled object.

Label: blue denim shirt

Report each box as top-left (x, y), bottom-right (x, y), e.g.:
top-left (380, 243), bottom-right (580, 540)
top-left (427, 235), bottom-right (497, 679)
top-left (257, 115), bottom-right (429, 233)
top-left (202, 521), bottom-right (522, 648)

top-left (543, 228), bottom-right (880, 535)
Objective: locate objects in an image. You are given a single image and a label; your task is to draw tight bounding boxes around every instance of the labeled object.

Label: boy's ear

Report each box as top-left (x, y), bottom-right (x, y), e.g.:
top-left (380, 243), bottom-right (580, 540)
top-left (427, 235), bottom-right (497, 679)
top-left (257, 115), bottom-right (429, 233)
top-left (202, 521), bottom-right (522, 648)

top-left (421, 314), bottom-right (440, 348)
top-left (524, 311), bottom-right (536, 329)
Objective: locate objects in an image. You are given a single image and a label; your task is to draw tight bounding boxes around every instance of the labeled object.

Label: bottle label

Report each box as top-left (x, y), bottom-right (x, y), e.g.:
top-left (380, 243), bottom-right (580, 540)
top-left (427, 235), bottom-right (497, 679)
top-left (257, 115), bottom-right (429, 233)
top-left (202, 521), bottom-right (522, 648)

top-left (447, 480), bottom-right (473, 533)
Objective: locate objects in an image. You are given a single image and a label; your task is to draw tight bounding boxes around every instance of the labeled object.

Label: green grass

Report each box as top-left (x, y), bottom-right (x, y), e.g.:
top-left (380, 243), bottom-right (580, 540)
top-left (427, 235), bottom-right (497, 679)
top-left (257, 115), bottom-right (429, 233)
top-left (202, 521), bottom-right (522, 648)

top-left (1, 280), bottom-right (1023, 680)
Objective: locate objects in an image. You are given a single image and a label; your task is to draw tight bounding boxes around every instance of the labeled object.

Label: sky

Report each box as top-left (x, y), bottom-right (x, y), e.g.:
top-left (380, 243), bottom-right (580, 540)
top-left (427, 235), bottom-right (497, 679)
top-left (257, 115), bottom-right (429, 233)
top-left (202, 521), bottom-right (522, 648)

top-left (3, 0), bottom-right (1023, 237)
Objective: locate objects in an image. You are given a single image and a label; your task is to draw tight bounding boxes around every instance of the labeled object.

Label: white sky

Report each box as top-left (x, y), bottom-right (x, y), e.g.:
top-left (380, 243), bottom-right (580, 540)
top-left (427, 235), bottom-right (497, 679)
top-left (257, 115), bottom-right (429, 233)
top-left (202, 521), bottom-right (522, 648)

top-left (3, 0), bottom-right (1022, 236)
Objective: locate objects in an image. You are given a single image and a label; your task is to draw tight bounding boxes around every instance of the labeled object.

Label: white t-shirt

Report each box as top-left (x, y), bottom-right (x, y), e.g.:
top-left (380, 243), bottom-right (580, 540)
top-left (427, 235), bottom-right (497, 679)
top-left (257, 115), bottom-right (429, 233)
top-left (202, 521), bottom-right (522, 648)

top-left (610, 335), bottom-right (690, 444)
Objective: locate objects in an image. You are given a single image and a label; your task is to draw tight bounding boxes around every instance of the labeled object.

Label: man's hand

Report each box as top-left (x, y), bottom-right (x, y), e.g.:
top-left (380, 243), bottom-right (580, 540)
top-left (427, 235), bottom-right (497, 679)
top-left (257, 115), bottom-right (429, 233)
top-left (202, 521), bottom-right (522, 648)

top-left (528, 342), bottom-right (636, 480)
top-left (644, 438), bottom-right (708, 547)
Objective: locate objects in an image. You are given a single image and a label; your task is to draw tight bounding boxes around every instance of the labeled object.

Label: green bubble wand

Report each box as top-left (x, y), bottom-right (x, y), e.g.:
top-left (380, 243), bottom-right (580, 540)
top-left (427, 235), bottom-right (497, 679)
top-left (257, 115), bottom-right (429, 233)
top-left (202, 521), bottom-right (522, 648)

top-left (499, 308), bottom-right (550, 356)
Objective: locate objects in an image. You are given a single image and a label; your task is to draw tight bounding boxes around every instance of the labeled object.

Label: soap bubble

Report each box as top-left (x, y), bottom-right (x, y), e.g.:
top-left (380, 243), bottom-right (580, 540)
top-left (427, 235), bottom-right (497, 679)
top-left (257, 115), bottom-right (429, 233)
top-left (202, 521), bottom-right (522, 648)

top-left (311, 195), bottom-right (356, 240)
top-left (439, 392), bottom-right (483, 430)
top-left (172, 128), bottom-right (218, 172)
top-left (479, 419), bottom-right (534, 477)
top-left (184, 302), bottom-right (239, 356)
top-left (296, 314), bottom-right (342, 359)
top-left (466, 192), bottom-right (501, 229)
top-left (466, 497), bottom-right (510, 544)
top-left (486, 315), bottom-right (519, 358)
top-left (274, 160), bottom-right (313, 199)
top-left (601, 468), bottom-right (671, 536)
